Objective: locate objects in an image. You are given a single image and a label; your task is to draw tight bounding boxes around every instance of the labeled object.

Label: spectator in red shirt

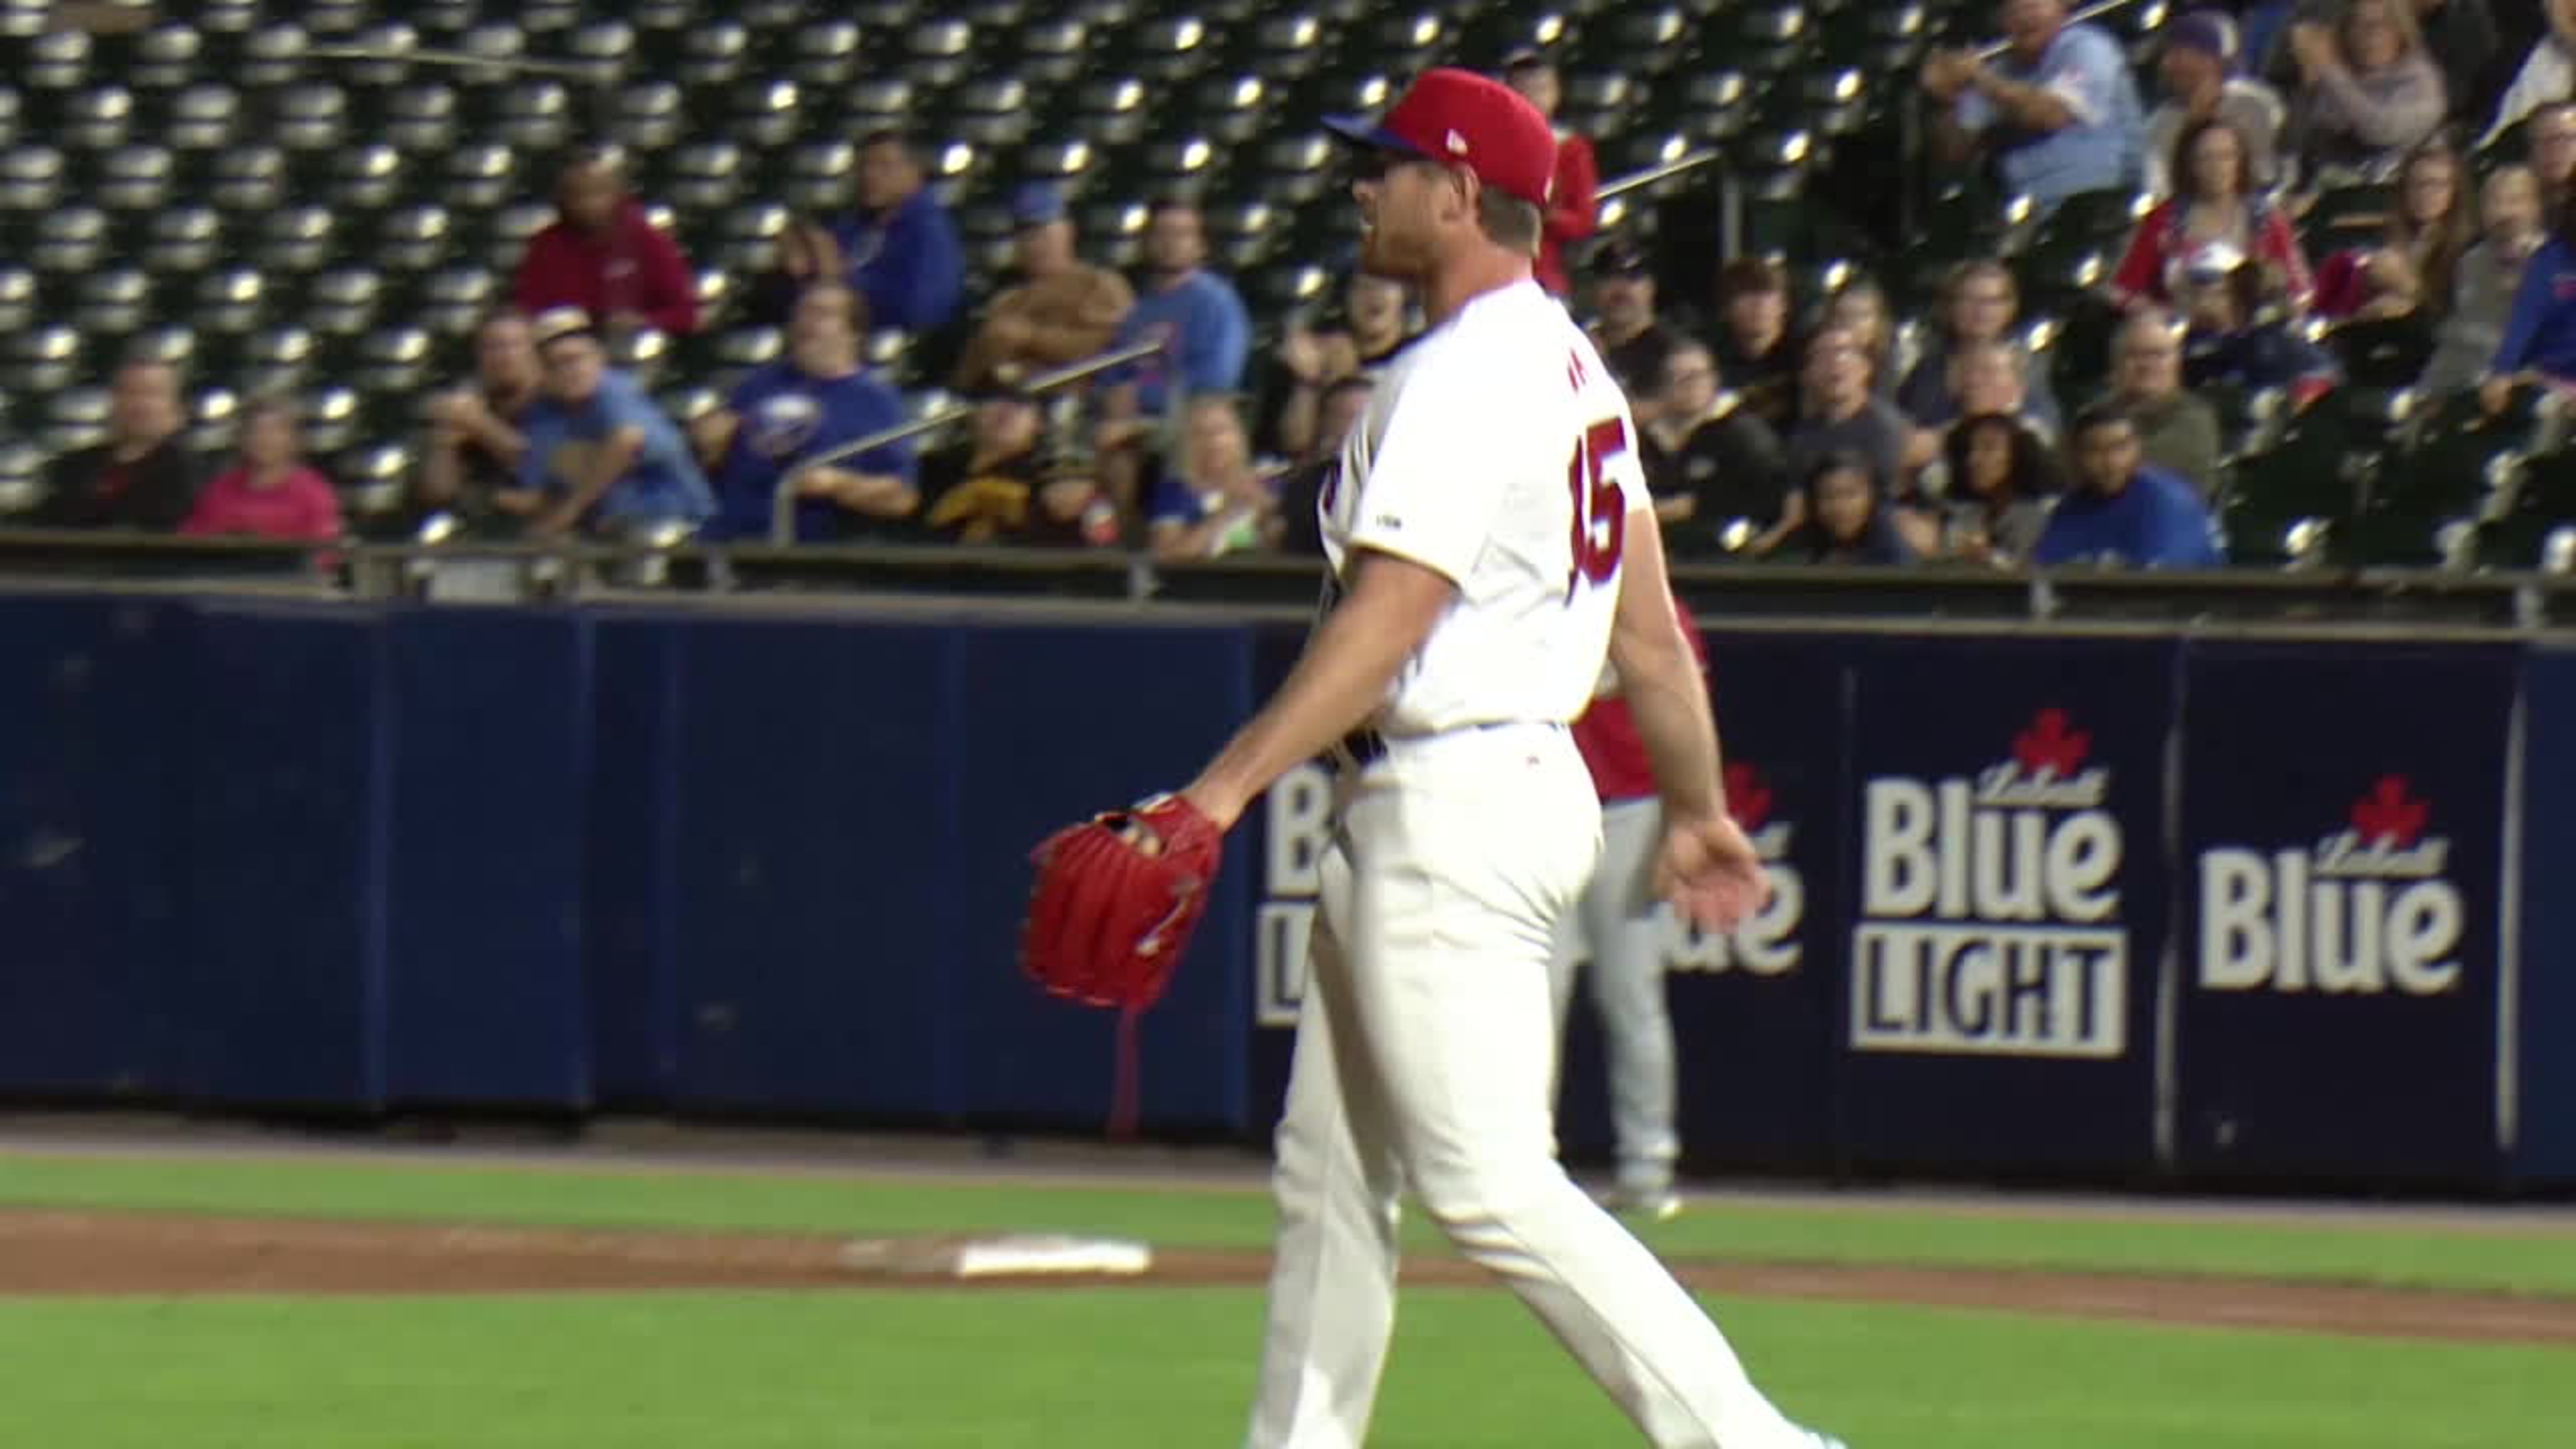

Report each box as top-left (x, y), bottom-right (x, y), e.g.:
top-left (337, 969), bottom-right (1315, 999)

top-left (181, 394), bottom-right (344, 543)
top-left (512, 149), bottom-right (701, 344)
top-left (2113, 116), bottom-right (2313, 313)
top-left (1504, 49), bottom-right (1598, 298)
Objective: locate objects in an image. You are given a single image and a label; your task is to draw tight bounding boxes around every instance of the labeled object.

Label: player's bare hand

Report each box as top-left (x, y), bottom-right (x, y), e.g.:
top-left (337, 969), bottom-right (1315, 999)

top-left (1653, 811), bottom-right (1770, 933)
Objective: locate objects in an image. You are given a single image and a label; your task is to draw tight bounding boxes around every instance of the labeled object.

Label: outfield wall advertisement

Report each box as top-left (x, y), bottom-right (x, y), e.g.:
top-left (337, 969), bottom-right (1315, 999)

top-left (0, 590), bottom-right (2563, 1186)
top-left (1243, 628), bottom-right (2540, 1186)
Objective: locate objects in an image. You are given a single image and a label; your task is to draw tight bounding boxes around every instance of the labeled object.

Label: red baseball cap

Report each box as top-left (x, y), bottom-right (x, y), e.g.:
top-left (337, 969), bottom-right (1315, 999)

top-left (1325, 68), bottom-right (1559, 209)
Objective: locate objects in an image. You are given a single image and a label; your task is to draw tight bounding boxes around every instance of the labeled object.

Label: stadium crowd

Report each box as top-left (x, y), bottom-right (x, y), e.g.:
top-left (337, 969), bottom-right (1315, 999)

top-left (24, 0), bottom-right (2576, 573)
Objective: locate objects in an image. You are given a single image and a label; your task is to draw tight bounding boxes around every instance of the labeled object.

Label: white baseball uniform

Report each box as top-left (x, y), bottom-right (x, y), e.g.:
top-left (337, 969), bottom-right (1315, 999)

top-left (1244, 278), bottom-right (1821, 1449)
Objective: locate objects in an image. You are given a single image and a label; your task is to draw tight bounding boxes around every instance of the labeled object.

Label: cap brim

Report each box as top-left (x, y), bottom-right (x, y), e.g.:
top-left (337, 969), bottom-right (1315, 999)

top-left (1322, 116), bottom-right (1428, 159)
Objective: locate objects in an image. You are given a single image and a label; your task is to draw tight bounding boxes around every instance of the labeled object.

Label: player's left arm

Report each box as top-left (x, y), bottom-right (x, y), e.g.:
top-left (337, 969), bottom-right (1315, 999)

top-left (1610, 515), bottom-right (1770, 929)
top-left (1605, 510), bottom-right (1726, 824)
top-left (1179, 548), bottom-right (1456, 828)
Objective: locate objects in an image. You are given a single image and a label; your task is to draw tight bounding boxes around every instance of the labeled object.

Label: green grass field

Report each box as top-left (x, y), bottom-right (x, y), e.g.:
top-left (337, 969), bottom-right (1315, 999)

top-left (4, 1146), bottom-right (2574, 1448)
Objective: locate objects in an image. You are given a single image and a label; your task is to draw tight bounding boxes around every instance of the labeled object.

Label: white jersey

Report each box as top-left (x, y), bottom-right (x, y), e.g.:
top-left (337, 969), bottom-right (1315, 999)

top-left (1317, 278), bottom-right (1646, 736)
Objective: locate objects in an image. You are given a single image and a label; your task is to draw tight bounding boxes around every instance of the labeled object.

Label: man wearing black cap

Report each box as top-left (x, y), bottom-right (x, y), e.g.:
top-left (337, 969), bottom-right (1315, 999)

top-left (1140, 65), bottom-right (1846, 1449)
top-left (1587, 240), bottom-right (1684, 421)
top-left (2143, 9), bottom-right (2288, 194)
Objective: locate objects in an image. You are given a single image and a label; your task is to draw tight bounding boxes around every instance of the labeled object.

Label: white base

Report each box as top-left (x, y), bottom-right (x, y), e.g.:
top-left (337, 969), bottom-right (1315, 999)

top-left (838, 1233), bottom-right (1155, 1279)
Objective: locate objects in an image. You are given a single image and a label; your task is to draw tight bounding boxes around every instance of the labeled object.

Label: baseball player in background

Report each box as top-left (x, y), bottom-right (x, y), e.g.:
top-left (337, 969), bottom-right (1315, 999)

top-left (1550, 601), bottom-right (1712, 1224)
top-left (1156, 68), bottom-right (1846, 1449)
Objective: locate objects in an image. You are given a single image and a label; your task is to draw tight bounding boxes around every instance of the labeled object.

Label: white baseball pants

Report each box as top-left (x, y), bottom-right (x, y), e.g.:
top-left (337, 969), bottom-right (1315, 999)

top-left (1243, 724), bottom-right (1811, 1449)
top-left (1547, 794), bottom-right (1682, 1192)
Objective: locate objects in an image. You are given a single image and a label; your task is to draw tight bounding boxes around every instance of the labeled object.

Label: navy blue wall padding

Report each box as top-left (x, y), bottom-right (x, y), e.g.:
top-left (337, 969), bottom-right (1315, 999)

top-left (662, 618), bottom-right (961, 1116)
top-left (2515, 648), bottom-right (2576, 1184)
top-left (0, 586), bottom-right (2567, 1185)
top-left (172, 603), bottom-right (389, 1108)
top-left (946, 624), bottom-right (1256, 1132)
top-left (582, 614), bottom-right (686, 1106)
top-left (0, 596), bottom-right (184, 1096)
top-left (380, 608), bottom-right (596, 1108)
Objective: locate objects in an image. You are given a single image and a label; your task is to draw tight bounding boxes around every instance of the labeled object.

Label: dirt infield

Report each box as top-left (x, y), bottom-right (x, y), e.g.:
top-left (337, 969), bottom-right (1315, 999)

top-left (4, 1209), bottom-right (2574, 1346)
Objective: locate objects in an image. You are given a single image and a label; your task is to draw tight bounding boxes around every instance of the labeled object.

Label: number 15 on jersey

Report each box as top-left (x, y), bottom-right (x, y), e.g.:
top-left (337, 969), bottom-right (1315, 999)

top-left (1566, 417), bottom-right (1630, 601)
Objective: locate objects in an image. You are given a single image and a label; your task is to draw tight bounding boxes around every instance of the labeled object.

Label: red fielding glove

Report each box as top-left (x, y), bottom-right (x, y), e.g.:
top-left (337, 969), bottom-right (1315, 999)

top-left (1020, 793), bottom-right (1226, 1012)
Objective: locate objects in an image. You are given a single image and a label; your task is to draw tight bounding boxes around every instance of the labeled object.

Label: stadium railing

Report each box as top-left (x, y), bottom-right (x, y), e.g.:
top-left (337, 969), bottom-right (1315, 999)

top-left (768, 336), bottom-right (1168, 547)
top-left (1, 527), bottom-right (2574, 634)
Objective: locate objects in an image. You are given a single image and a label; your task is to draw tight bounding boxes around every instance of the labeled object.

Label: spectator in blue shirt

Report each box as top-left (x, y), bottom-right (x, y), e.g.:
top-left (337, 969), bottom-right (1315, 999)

top-left (2178, 251), bottom-right (2344, 404)
top-left (776, 131), bottom-right (964, 337)
top-left (695, 281), bottom-right (919, 544)
top-left (1104, 199), bottom-right (1252, 418)
top-left (519, 306), bottom-right (715, 538)
top-left (1922, 0), bottom-right (2146, 213)
top-left (1096, 198), bottom-right (1253, 522)
top-left (2033, 401), bottom-right (2227, 569)
top-left (2483, 190), bottom-right (2576, 414)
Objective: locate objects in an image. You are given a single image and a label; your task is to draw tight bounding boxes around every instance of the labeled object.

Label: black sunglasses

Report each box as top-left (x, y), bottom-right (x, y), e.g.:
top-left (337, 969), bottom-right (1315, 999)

top-left (1346, 149), bottom-right (1443, 184)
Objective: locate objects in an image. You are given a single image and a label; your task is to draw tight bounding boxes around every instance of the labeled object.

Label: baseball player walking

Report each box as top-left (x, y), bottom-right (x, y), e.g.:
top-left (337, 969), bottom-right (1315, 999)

top-left (1157, 69), bottom-right (1847, 1449)
top-left (1550, 603), bottom-right (1711, 1224)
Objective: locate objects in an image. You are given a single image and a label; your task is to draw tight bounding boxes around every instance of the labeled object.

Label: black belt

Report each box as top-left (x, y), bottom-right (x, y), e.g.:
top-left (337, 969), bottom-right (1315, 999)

top-left (1332, 720), bottom-right (1542, 771)
top-left (1338, 727), bottom-right (1390, 768)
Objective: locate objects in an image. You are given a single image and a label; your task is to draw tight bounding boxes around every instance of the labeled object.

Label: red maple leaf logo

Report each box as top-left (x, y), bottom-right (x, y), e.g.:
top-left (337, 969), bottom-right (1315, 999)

top-left (1724, 761), bottom-right (1773, 831)
top-left (2013, 708), bottom-right (2091, 780)
top-left (2351, 775), bottom-right (2430, 848)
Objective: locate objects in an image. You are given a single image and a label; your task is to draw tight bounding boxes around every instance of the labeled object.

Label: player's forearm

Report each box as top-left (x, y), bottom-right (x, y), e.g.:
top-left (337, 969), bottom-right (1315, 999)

top-left (1182, 558), bottom-right (1451, 828)
top-left (1615, 621), bottom-right (1728, 822)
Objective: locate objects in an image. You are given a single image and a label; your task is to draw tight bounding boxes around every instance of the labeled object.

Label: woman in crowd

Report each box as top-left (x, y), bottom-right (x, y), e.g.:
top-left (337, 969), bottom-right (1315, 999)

top-left (2113, 116), bottom-right (2313, 313)
top-left (1821, 277), bottom-right (1903, 405)
top-left (2314, 138), bottom-right (2473, 321)
top-left (1919, 411), bottom-right (2064, 567)
top-left (2424, 163), bottom-right (2546, 396)
top-left (1146, 394), bottom-right (1283, 562)
top-left (181, 394), bottom-right (344, 543)
top-left (1898, 259), bottom-right (2063, 434)
top-left (2283, 0), bottom-right (2446, 184)
top-left (1773, 450), bottom-right (1917, 566)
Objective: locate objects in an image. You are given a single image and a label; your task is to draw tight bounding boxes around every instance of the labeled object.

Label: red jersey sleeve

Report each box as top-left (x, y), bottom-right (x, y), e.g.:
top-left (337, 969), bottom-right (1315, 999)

top-left (2110, 202), bottom-right (2171, 305)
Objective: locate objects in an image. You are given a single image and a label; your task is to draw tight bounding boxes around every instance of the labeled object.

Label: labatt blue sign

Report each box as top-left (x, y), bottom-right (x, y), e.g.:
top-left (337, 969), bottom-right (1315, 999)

top-left (1853, 706), bottom-right (2130, 1059)
top-left (1837, 636), bottom-right (2174, 1174)
top-left (2175, 643), bottom-right (2514, 1181)
top-left (2199, 774), bottom-right (2468, 998)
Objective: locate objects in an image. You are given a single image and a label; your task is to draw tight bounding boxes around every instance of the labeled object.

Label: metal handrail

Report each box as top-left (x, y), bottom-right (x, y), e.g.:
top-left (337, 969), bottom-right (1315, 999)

top-left (1974, 0), bottom-right (2154, 61)
top-left (303, 44), bottom-right (621, 83)
top-left (1598, 149), bottom-right (1721, 204)
top-left (768, 338), bottom-right (1163, 545)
